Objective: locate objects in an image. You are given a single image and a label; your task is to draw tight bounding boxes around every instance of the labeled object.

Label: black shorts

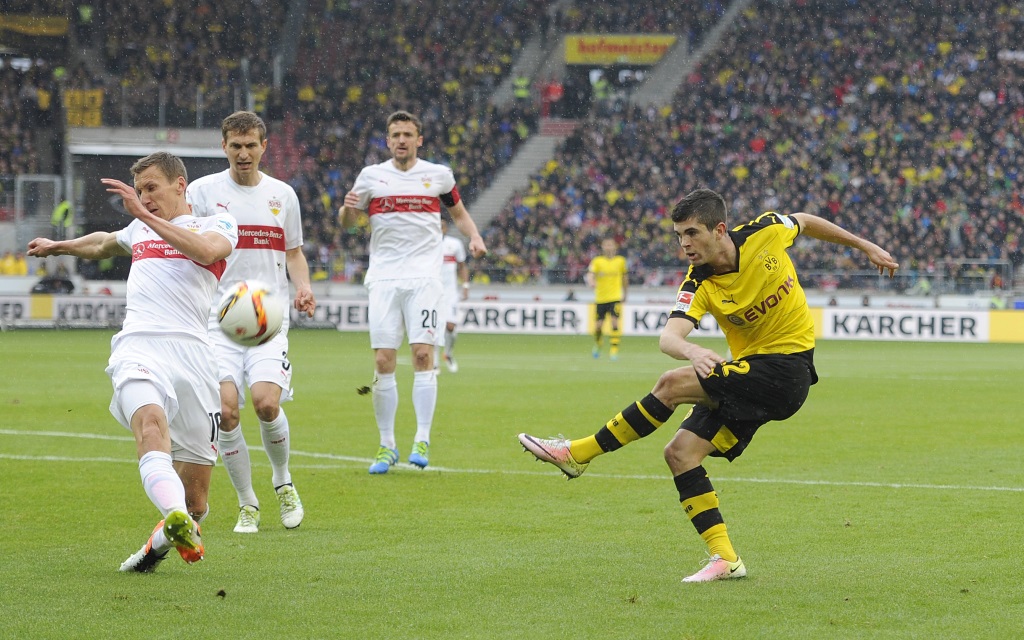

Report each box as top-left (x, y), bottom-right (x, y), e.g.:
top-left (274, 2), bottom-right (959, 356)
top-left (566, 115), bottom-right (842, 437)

top-left (679, 350), bottom-right (818, 461)
top-left (595, 301), bottom-right (622, 321)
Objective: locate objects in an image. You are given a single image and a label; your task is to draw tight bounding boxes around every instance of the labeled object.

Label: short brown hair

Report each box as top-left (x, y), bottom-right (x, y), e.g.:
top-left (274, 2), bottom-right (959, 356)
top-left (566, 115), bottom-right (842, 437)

top-left (386, 110), bottom-right (422, 135)
top-left (130, 151), bottom-right (188, 183)
top-left (221, 110), bottom-right (266, 142)
top-left (671, 188), bottom-right (728, 229)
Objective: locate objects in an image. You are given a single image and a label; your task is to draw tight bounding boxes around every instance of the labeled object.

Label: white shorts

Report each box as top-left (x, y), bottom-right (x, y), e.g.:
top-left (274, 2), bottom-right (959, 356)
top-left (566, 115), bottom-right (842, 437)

top-left (106, 334), bottom-right (221, 465)
top-left (367, 277), bottom-right (443, 349)
top-left (207, 317), bottom-right (294, 408)
top-left (440, 288), bottom-right (460, 328)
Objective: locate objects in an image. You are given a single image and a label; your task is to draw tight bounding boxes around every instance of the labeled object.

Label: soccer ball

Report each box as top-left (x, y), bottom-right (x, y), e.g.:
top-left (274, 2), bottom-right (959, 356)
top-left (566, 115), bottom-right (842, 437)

top-left (216, 280), bottom-right (284, 347)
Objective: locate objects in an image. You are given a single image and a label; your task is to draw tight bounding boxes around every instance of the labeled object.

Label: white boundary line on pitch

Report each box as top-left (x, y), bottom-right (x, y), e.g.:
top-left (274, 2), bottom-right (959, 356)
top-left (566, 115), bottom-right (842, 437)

top-left (2, 429), bottom-right (1023, 493)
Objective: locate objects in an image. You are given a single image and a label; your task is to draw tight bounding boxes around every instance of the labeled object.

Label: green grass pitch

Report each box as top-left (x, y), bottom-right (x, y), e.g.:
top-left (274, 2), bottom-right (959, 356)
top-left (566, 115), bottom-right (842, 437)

top-left (1, 329), bottom-right (1022, 639)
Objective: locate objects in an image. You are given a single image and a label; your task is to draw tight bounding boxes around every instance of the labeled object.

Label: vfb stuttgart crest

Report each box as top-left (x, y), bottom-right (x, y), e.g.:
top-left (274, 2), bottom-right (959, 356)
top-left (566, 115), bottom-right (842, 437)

top-left (421, 176), bottom-right (432, 189)
top-left (269, 197), bottom-right (282, 216)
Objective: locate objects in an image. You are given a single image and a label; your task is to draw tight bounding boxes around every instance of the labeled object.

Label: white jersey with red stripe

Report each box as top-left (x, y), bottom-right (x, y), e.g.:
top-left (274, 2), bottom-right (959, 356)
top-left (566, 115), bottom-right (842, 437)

top-left (114, 213), bottom-right (238, 340)
top-left (186, 170), bottom-right (302, 328)
top-left (350, 159), bottom-right (459, 283)
top-left (441, 234), bottom-right (467, 294)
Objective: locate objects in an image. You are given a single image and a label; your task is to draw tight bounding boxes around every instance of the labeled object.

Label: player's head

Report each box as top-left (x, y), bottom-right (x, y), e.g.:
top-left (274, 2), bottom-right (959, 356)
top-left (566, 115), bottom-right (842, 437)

top-left (386, 110), bottom-right (422, 136)
top-left (130, 152), bottom-right (188, 219)
top-left (131, 151), bottom-right (187, 183)
top-left (670, 189), bottom-right (729, 267)
top-left (221, 111), bottom-right (268, 184)
top-left (222, 110), bottom-right (266, 142)
top-left (671, 189), bottom-right (727, 229)
top-left (441, 216), bottom-right (450, 234)
top-left (385, 110), bottom-right (423, 165)
top-left (601, 238), bottom-right (618, 257)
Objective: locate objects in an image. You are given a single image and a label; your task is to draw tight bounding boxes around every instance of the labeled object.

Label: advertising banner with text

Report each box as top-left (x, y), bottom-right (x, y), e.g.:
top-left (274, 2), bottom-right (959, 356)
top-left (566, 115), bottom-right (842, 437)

top-left (565, 34), bottom-right (677, 66)
top-left (3, 296), bottom-right (1021, 342)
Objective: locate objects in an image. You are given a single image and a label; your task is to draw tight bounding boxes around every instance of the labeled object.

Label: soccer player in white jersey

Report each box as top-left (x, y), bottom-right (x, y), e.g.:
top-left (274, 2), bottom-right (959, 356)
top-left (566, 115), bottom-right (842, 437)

top-left (339, 110), bottom-right (487, 473)
top-left (436, 217), bottom-right (469, 373)
top-left (28, 152), bottom-right (237, 572)
top-left (187, 111), bottom-right (316, 534)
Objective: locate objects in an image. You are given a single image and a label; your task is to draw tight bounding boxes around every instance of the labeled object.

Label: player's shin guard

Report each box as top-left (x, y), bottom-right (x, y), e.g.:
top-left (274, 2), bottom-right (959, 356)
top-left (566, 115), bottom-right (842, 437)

top-left (139, 450), bottom-right (188, 517)
top-left (219, 425), bottom-right (259, 508)
top-left (570, 393), bottom-right (673, 463)
top-left (372, 372), bottom-right (399, 449)
top-left (675, 466), bottom-right (738, 562)
top-left (412, 370), bottom-right (437, 443)
top-left (445, 327), bottom-right (457, 356)
top-left (260, 409), bottom-right (291, 488)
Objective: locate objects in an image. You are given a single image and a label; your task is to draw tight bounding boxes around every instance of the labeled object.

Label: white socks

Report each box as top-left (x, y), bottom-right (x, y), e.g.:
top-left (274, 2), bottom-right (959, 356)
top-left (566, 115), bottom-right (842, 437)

top-left (412, 370), bottom-right (437, 443)
top-left (218, 426), bottom-right (259, 508)
top-left (139, 450), bottom-right (187, 555)
top-left (373, 372), bottom-right (398, 449)
top-left (373, 371), bottom-right (436, 447)
top-left (218, 409), bottom-right (292, 507)
top-left (139, 450), bottom-right (187, 517)
top-left (260, 409), bottom-right (292, 488)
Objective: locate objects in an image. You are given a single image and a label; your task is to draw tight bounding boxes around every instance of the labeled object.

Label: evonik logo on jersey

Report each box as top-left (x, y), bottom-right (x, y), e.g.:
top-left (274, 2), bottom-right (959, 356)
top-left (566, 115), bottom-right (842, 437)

top-left (742, 275), bottom-right (796, 322)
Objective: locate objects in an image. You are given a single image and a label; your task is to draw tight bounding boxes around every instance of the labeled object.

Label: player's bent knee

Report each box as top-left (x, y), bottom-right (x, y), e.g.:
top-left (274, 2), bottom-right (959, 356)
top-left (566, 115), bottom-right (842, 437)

top-left (252, 399), bottom-right (280, 423)
top-left (664, 431), bottom-right (711, 473)
top-left (653, 367), bottom-right (707, 408)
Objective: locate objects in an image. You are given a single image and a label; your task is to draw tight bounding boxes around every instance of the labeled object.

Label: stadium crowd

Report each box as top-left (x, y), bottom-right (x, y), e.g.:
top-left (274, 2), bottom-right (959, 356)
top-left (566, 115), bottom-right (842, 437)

top-left (82, 0), bottom-right (288, 127)
top-left (475, 0), bottom-right (1024, 291)
top-left (279, 0), bottom-right (547, 280)
top-left (0, 64), bottom-right (49, 177)
top-left (2, 0), bottom-right (1021, 292)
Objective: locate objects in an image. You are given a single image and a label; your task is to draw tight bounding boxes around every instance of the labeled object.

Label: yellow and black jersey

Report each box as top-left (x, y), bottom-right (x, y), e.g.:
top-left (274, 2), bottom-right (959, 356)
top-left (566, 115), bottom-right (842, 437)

top-left (669, 212), bottom-right (815, 359)
top-left (589, 254), bottom-right (628, 304)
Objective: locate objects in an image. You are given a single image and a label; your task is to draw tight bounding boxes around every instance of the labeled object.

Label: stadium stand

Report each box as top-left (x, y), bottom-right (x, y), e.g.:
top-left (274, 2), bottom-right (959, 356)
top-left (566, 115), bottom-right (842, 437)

top-left (475, 0), bottom-right (1024, 292)
top-left (3, 0), bottom-right (1020, 295)
top-left (286, 0), bottom-right (547, 279)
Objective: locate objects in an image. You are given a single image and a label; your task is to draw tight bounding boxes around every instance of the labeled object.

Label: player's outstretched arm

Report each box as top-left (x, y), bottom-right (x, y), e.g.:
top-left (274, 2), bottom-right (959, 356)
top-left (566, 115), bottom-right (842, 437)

top-left (102, 178), bottom-right (231, 265)
top-left (286, 247), bottom-right (317, 317)
top-left (790, 212), bottom-right (899, 277)
top-left (448, 201), bottom-right (487, 258)
top-left (28, 232), bottom-right (127, 261)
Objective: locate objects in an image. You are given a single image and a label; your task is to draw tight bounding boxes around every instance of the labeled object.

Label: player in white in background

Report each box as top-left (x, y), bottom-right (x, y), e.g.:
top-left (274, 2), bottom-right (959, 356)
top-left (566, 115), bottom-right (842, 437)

top-left (340, 110), bottom-right (487, 474)
top-left (436, 216), bottom-right (469, 373)
top-left (28, 152), bottom-right (237, 572)
top-left (187, 111), bottom-right (316, 534)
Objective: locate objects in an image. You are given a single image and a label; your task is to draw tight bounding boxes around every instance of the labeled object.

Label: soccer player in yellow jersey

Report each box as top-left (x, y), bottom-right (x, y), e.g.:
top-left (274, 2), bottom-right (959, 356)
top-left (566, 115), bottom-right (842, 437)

top-left (586, 238), bottom-right (628, 360)
top-left (520, 189), bottom-right (898, 582)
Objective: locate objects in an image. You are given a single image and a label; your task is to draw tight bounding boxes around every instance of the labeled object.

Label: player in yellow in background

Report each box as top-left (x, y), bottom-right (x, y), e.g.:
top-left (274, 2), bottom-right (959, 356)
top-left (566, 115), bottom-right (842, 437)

top-left (586, 238), bottom-right (628, 360)
top-left (521, 189), bottom-right (898, 583)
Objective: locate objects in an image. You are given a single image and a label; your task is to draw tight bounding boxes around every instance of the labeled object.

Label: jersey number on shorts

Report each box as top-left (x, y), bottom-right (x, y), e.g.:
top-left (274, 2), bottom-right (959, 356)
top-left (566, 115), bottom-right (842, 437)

top-left (208, 412), bottom-right (222, 443)
top-left (421, 309), bottom-right (437, 329)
